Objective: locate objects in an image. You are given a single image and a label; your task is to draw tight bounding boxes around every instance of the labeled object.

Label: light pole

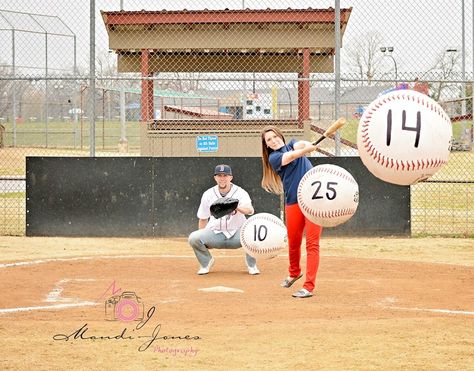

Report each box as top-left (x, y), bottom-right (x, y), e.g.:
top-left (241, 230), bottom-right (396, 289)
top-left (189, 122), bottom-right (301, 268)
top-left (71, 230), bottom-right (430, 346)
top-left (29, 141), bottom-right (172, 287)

top-left (380, 46), bottom-right (398, 83)
top-left (446, 48), bottom-right (465, 116)
top-left (447, 45), bottom-right (468, 143)
top-left (461, 0), bottom-right (466, 118)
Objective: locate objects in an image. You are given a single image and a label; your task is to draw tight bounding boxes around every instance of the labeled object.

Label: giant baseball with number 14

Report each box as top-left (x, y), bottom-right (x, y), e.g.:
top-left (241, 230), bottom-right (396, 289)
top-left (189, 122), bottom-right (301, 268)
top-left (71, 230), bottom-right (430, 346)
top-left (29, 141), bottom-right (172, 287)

top-left (357, 89), bottom-right (452, 185)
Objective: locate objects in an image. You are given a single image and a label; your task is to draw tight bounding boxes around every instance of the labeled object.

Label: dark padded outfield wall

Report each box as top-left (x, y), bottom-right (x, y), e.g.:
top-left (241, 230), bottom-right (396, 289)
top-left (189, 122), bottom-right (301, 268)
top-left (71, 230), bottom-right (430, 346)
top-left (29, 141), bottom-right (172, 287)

top-left (26, 157), bottom-right (154, 237)
top-left (26, 157), bottom-right (410, 237)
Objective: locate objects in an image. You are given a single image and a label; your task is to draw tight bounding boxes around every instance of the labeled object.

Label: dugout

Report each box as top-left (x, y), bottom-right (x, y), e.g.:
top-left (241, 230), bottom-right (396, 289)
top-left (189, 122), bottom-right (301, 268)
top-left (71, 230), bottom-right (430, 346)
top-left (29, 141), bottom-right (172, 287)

top-left (101, 8), bottom-right (353, 156)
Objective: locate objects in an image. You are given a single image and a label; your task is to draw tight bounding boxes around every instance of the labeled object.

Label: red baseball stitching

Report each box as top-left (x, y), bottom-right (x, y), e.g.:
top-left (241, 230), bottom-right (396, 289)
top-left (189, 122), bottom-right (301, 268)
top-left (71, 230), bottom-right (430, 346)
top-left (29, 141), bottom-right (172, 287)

top-left (360, 91), bottom-right (450, 171)
top-left (299, 202), bottom-right (356, 219)
top-left (299, 166), bottom-right (358, 187)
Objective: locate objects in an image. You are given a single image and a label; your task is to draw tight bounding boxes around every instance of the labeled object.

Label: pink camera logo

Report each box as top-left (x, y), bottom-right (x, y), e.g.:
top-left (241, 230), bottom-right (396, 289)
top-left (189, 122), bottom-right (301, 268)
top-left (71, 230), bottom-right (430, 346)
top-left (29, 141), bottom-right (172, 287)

top-left (105, 291), bottom-right (144, 322)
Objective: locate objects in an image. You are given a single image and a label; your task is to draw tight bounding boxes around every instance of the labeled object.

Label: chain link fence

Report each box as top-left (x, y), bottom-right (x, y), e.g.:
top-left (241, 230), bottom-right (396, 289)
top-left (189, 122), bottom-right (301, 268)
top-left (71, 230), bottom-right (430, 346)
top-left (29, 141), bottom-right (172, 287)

top-left (0, 0), bottom-right (472, 236)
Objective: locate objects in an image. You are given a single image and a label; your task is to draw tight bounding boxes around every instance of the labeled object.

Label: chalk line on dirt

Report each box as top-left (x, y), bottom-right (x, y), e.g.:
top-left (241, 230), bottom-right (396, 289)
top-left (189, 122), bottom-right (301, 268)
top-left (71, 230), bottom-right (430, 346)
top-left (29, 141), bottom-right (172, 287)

top-left (385, 306), bottom-right (474, 316)
top-left (0, 302), bottom-right (99, 314)
top-left (198, 286), bottom-right (244, 293)
top-left (0, 254), bottom-right (258, 269)
top-left (377, 297), bottom-right (474, 316)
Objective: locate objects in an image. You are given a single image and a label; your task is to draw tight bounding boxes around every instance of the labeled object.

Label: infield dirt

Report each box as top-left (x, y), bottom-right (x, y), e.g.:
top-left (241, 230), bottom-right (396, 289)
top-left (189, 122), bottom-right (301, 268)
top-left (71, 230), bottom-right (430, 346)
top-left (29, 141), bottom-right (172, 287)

top-left (0, 236), bottom-right (473, 370)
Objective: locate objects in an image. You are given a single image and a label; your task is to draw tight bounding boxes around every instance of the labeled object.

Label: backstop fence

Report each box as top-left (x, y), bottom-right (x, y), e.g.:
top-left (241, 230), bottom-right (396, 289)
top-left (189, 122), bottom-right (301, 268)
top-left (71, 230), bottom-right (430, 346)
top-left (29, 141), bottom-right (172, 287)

top-left (0, 0), bottom-right (472, 237)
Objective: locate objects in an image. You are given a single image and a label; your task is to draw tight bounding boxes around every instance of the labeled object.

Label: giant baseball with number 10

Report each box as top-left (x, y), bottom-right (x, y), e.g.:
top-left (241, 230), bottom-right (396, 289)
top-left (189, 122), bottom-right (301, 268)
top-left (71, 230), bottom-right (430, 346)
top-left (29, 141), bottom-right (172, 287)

top-left (240, 213), bottom-right (287, 259)
top-left (297, 164), bottom-right (359, 227)
top-left (357, 89), bottom-right (452, 185)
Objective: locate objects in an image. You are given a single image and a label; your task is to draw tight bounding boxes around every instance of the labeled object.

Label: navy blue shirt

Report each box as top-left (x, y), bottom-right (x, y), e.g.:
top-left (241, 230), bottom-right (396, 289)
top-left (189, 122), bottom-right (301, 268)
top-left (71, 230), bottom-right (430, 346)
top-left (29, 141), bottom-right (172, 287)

top-left (268, 139), bottom-right (313, 205)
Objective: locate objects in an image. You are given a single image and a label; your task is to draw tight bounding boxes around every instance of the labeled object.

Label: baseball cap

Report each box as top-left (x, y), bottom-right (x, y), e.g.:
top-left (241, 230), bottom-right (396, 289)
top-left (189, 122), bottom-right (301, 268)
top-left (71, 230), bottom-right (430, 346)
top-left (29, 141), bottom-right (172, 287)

top-left (214, 164), bottom-right (232, 175)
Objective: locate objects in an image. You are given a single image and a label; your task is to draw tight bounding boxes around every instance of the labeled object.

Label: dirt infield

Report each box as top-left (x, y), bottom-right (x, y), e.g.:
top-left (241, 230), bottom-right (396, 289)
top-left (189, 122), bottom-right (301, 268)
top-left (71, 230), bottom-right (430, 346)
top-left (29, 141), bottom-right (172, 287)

top-left (0, 236), bottom-right (473, 370)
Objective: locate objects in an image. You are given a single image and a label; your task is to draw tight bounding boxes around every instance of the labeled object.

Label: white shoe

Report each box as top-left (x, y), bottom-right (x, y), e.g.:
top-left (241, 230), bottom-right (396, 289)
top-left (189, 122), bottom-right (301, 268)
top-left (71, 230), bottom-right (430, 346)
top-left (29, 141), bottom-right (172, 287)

top-left (197, 257), bottom-right (215, 275)
top-left (248, 265), bottom-right (260, 275)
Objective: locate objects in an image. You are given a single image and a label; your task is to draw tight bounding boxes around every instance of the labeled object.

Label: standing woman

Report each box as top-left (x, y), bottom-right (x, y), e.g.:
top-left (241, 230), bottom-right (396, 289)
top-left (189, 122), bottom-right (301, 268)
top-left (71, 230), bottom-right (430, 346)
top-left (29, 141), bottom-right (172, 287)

top-left (261, 126), bottom-right (322, 298)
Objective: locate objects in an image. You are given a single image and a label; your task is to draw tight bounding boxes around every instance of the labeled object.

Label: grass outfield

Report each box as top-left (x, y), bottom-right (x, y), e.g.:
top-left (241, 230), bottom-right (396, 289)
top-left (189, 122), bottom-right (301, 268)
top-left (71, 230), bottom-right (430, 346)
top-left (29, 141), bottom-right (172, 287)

top-left (2, 118), bottom-right (472, 146)
top-left (0, 197), bottom-right (25, 236)
top-left (1, 120), bottom-right (142, 150)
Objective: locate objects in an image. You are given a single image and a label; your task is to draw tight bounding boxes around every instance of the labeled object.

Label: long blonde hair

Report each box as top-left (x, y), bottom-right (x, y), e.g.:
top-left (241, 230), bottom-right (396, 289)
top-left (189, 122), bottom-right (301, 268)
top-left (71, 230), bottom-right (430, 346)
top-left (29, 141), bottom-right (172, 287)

top-left (261, 125), bottom-right (285, 195)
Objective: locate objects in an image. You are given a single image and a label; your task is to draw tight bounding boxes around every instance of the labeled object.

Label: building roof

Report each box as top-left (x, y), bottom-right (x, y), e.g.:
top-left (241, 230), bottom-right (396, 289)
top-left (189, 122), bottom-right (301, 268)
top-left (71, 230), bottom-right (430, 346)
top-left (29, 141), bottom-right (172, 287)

top-left (101, 8), bottom-right (352, 26)
top-left (101, 7), bottom-right (352, 74)
top-left (99, 86), bottom-right (212, 99)
top-left (163, 105), bottom-right (233, 119)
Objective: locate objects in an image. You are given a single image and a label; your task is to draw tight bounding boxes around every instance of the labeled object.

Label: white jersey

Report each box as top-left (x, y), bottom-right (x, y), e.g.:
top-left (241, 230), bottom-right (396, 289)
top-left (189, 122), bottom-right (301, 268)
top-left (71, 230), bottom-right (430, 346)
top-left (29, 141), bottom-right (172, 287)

top-left (197, 183), bottom-right (253, 238)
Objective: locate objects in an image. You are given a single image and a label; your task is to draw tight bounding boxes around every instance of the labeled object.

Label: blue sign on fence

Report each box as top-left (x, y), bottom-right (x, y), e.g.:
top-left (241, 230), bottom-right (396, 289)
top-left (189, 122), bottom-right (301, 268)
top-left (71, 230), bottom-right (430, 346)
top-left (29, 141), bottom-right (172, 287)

top-left (196, 135), bottom-right (218, 152)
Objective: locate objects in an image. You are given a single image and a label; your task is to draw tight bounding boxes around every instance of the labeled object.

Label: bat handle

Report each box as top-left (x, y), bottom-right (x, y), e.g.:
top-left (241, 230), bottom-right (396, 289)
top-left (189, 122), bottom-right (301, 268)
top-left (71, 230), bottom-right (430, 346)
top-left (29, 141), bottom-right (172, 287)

top-left (312, 136), bottom-right (325, 146)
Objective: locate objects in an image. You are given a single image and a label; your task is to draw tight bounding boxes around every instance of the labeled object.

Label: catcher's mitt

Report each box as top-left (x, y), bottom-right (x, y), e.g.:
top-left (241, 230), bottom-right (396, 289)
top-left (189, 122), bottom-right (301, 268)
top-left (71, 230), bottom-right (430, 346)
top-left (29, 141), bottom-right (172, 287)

top-left (210, 197), bottom-right (239, 219)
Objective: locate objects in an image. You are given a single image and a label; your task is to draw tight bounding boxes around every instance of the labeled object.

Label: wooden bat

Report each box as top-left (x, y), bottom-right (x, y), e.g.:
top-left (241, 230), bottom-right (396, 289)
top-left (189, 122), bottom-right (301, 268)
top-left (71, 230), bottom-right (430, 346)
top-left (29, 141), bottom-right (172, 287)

top-left (312, 117), bottom-right (346, 146)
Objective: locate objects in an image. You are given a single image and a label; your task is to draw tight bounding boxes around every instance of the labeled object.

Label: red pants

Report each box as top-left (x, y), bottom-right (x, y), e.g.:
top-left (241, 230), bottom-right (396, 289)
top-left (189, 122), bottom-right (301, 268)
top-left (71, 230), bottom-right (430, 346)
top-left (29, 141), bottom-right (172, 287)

top-left (285, 203), bottom-right (323, 292)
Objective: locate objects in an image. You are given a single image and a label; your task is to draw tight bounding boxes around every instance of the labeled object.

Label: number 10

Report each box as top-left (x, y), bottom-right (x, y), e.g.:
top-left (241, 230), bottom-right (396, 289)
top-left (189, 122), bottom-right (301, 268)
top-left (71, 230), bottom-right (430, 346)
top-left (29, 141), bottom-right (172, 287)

top-left (253, 224), bottom-right (268, 241)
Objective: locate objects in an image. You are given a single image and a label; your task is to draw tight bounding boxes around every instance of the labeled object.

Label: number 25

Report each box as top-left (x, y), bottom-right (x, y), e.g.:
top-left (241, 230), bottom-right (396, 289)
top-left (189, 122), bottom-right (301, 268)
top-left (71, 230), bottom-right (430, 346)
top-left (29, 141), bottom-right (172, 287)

top-left (311, 181), bottom-right (338, 200)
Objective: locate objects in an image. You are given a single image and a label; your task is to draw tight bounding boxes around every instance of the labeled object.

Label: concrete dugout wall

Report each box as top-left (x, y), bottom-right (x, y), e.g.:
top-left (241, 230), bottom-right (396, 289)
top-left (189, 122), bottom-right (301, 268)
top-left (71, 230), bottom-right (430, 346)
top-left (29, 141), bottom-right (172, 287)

top-left (26, 157), bottom-right (410, 237)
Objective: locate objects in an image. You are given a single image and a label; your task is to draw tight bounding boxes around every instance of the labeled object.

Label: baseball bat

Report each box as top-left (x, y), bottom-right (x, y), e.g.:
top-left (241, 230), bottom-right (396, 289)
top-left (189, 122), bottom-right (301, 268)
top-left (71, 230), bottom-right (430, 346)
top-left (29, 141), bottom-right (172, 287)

top-left (312, 117), bottom-right (346, 146)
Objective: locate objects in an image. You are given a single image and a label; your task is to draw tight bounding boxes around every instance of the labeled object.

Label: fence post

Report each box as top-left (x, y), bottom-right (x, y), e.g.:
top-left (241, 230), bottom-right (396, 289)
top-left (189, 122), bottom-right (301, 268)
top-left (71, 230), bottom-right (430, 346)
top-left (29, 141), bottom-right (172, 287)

top-left (334, 0), bottom-right (341, 156)
top-left (89, 0), bottom-right (96, 157)
top-left (0, 124), bottom-right (4, 148)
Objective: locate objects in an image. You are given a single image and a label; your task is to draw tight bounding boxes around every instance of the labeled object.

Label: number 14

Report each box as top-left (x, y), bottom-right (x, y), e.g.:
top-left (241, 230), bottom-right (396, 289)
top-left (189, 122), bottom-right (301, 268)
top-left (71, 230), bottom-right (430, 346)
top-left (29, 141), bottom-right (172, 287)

top-left (386, 109), bottom-right (421, 148)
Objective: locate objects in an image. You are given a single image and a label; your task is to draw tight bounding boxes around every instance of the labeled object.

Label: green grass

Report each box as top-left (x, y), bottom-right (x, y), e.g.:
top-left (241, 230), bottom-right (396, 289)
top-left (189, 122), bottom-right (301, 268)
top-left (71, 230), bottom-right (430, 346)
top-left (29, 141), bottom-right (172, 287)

top-left (434, 151), bottom-right (474, 180)
top-left (2, 118), bottom-right (471, 149)
top-left (412, 182), bottom-right (473, 209)
top-left (0, 168), bottom-right (24, 176)
top-left (0, 192), bottom-right (25, 199)
top-left (1, 120), bottom-right (142, 150)
top-left (341, 118), bottom-right (359, 143)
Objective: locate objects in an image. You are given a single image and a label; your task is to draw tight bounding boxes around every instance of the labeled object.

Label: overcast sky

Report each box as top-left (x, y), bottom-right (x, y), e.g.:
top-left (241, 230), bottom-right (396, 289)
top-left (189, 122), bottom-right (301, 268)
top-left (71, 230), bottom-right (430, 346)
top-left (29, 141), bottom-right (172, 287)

top-left (0, 0), bottom-right (471, 80)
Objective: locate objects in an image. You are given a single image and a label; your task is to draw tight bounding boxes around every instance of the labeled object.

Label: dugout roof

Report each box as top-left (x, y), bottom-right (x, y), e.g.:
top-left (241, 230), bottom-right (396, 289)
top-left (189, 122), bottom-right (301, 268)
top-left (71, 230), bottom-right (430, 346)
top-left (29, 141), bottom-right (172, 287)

top-left (101, 7), bottom-right (353, 73)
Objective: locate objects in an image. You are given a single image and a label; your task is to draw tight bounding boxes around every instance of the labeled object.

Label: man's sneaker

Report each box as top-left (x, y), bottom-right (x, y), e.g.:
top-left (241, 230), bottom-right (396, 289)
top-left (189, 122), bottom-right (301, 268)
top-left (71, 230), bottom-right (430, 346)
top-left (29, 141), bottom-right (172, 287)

top-left (248, 265), bottom-right (260, 275)
top-left (280, 273), bottom-right (303, 288)
top-left (292, 288), bottom-right (313, 298)
top-left (197, 257), bottom-right (215, 275)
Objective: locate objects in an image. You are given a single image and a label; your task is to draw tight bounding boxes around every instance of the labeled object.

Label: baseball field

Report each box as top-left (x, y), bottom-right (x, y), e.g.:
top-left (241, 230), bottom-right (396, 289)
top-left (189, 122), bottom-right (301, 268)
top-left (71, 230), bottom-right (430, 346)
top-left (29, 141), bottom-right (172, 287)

top-left (0, 235), bottom-right (472, 370)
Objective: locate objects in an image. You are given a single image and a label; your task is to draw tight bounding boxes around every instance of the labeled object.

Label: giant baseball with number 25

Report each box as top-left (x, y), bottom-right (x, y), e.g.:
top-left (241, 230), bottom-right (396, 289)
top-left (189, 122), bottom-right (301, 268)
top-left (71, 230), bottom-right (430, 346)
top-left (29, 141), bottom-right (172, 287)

top-left (297, 164), bottom-right (359, 227)
top-left (357, 89), bottom-right (452, 185)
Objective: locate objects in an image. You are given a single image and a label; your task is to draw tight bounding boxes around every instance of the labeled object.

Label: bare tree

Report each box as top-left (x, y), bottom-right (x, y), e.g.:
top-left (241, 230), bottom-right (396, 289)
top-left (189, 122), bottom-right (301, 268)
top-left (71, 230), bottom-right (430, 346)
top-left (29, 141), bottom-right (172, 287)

top-left (0, 63), bottom-right (31, 121)
top-left (419, 50), bottom-right (461, 101)
top-left (165, 72), bottom-right (201, 93)
top-left (96, 50), bottom-right (120, 87)
top-left (0, 64), bottom-right (13, 118)
top-left (344, 31), bottom-right (385, 85)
